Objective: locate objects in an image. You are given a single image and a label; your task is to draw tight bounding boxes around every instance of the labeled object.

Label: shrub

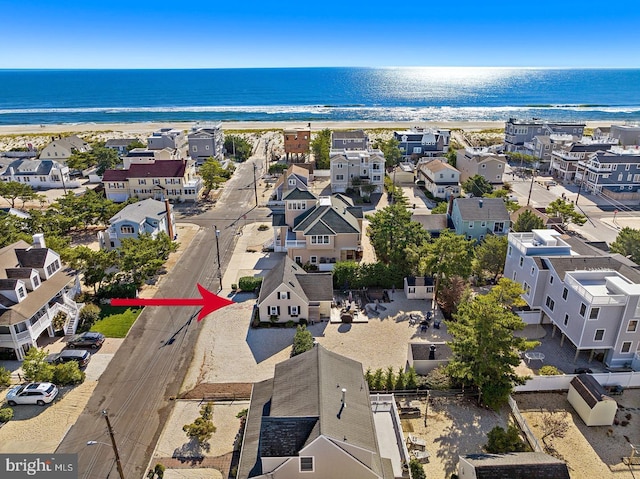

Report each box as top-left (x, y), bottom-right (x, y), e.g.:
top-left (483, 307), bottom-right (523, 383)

top-left (96, 282), bottom-right (137, 299)
top-left (53, 361), bottom-right (86, 386)
top-left (409, 458), bottom-right (426, 479)
top-left (257, 224), bottom-right (269, 231)
top-left (0, 407), bottom-right (14, 423)
top-left (154, 464), bottom-right (165, 479)
top-left (238, 276), bottom-right (263, 292)
top-left (425, 365), bottom-right (453, 390)
top-left (0, 366), bottom-right (11, 387)
top-left (22, 348), bottom-right (54, 383)
top-left (183, 402), bottom-right (216, 446)
top-left (485, 425), bottom-right (529, 453)
top-left (285, 320), bottom-right (295, 328)
top-left (539, 365), bottom-right (563, 376)
top-left (52, 312), bottom-right (68, 332)
top-left (78, 303), bottom-right (101, 331)
top-left (291, 325), bottom-right (314, 357)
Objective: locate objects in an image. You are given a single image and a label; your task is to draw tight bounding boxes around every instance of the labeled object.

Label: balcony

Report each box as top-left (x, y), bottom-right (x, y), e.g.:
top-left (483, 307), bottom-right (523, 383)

top-left (285, 240), bottom-right (307, 249)
top-left (564, 275), bottom-right (628, 306)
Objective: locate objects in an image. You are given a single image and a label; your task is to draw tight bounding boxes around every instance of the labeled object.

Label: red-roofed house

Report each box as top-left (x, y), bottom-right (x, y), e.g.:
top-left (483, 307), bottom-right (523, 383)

top-left (102, 159), bottom-right (202, 202)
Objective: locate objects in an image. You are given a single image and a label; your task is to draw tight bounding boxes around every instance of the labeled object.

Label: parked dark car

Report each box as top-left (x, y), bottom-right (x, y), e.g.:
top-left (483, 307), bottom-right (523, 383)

top-left (66, 332), bottom-right (105, 349)
top-left (46, 349), bottom-right (91, 367)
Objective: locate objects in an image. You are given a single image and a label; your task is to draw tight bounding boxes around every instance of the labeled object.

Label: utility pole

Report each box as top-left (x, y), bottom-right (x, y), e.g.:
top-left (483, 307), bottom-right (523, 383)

top-left (253, 163), bottom-right (258, 206)
top-left (526, 168), bottom-right (535, 206)
top-left (575, 164), bottom-right (585, 205)
top-left (102, 410), bottom-right (125, 479)
top-left (214, 226), bottom-right (222, 290)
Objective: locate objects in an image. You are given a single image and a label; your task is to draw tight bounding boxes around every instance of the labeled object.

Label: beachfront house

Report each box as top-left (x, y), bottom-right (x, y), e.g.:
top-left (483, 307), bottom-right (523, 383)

top-left (0, 159), bottom-right (79, 190)
top-left (102, 159), bottom-right (202, 203)
top-left (147, 128), bottom-right (186, 150)
top-left (237, 345), bottom-right (408, 479)
top-left (284, 127), bottom-right (311, 162)
top-left (610, 124), bottom-right (640, 147)
top-left (416, 158), bottom-right (461, 199)
top-left (0, 235), bottom-right (82, 360)
top-left (271, 189), bottom-right (363, 269)
top-left (504, 229), bottom-right (640, 368)
top-left (39, 135), bottom-right (91, 162)
top-left (574, 148), bottom-right (640, 200)
top-left (104, 138), bottom-right (140, 156)
top-left (98, 198), bottom-right (176, 250)
top-left (393, 127), bottom-right (450, 158)
top-left (450, 197), bottom-right (510, 241)
top-left (456, 147), bottom-right (506, 185)
top-left (524, 134), bottom-right (576, 172)
top-left (329, 148), bottom-right (385, 194)
top-left (257, 256), bottom-right (332, 324)
top-left (188, 123), bottom-right (224, 165)
top-left (504, 118), bottom-right (585, 154)
top-left (330, 130), bottom-right (369, 150)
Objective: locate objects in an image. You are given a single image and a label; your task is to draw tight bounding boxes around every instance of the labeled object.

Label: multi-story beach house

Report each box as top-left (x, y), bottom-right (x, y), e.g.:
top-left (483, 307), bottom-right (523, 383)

top-left (237, 345), bottom-right (408, 479)
top-left (0, 235), bottom-right (82, 360)
top-left (147, 128), bottom-right (186, 151)
top-left (271, 189), bottom-right (363, 269)
top-left (97, 198), bottom-right (176, 250)
top-left (416, 158), bottom-right (461, 199)
top-left (504, 118), bottom-right (586, 153)
top-left (504, 229), bottom-right (640, 368)
top-left (0, 159), bottom-right (79, 190)
top-left (574, 147), bottom-right (640, 199)
top-left (104, 138), bottom-right (140, 156)
top-left (329, 147), bottom-right (385, 194)
top-left (330, 130), bottom-right (369, 150)
top-left (393, 127), bottom-right (451, 158)
top-left (188, 123), bottom-right (224, 165)
top-left (450, 197), bottom-right (510, 241)
top-left (456, 147), bottom-right (506, 185)
top-left (284, 127), bottom-right (311, 162)
top-left (39, 135), bottom-right (91, 162)
top-left (524, 134), bottom-right (576, 171)
top-left (271, 164), bottom-right (311, 202)
top-left (102, 159), bottom-right (202, 203)
top-left (549, 138), bottom-right (619, 182)
top-left (610, 124), bottom-right (640, 147)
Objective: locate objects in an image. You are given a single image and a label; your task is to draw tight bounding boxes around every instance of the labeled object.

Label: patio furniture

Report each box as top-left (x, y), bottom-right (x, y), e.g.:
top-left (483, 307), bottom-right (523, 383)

top-left (524, 352), bottom-right (545, 364)
top-left (406, 435), bottom-right (427, 450)
top-left (412, 449), bottom-right (430, 463)
top-left (433, 319), bottom-right (441, 329)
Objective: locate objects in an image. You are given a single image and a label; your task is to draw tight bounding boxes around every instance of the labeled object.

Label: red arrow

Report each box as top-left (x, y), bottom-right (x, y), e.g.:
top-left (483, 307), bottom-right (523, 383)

top-left (110, 284), bottom-right (234, 321)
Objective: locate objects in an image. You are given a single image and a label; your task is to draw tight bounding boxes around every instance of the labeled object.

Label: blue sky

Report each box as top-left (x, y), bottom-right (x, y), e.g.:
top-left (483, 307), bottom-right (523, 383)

top-left (1, 0), bottom-right (639, 68)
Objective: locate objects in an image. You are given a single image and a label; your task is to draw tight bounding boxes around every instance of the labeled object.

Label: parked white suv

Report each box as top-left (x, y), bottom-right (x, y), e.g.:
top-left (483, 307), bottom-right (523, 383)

top-left (6, 382), bottom-right (59, 406)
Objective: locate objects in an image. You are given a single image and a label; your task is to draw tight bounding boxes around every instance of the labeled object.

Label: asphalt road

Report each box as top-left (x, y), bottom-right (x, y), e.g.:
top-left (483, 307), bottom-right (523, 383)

top-left (56, 143), bottom-right (271, 479)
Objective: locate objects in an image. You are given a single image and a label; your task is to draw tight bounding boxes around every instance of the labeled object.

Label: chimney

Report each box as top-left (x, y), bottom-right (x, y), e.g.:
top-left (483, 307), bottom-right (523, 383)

top-left (165, 200), bottom-right (174, 240)
top-left (428, 344), bottom-right (436, 361)
top-left (447, 196), bottom-right (454, 217)
top-left (32, 233), bottom-right (46, 249)
top-left (341, 388), bottom-right (347, 405)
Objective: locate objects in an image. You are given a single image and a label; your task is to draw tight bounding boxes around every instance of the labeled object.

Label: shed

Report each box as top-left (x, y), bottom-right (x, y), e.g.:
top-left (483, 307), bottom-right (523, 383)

top-left (458, 452), bottom-right (570, 479)
top-left (567, 374), bottom-right (617, 426)
top-left (404, 276), bottom-right (434, 300)
top-left (407, 342), bottom-right (452, 375)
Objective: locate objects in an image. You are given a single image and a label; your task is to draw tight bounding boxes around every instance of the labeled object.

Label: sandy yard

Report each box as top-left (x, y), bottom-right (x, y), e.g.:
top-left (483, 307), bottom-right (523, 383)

top-left (516, 391), bottom-right (640, 479)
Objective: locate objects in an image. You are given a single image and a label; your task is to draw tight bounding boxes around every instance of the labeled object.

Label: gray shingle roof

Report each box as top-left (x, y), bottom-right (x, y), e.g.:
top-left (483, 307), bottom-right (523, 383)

top-left (105, 138), bottom-right (138, 147)
top-left (412, 213), bottom-right (450, 232)
top-left (1, 159), bottom-right (61, 177)
top-left (331, 130), bottom-right (366, 139)
top-left (293, 197), bottom-right (361, 236)
top-left (462, 452), bottom-right (570, 479)
top-left (454, 198), bottom-right (510, 222)
top-left (282, 188), bottom-right (316, 201)
top-left (108, 198), bottom-right (167, 225)
top-left (258, 256), bottom-right (333, 304)
top-left (15, 248), bottom-right (50, 268)
top-left (570, 374), bottom-right (613, 408)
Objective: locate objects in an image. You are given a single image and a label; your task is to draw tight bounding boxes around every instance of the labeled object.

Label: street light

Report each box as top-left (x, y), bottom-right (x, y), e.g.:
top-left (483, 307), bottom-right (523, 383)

top-left (214, 226), bottom-right (222, 290)
top-left (87, 410), bottom-right (125, 479)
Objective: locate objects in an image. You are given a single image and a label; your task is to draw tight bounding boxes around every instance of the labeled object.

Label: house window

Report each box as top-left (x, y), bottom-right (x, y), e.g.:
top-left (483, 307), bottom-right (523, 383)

top-left (294, 256), bottom-right (302, 265)
top-left (594, 329), bottom-right (605, 341)
top-left (289, 306), bottom-right (299, 317)
top-left (523, 282), bottom-right (531, 295)
top-left (311, 235), bottom-right (330, 244)
top-left (373, 175), bottom-right (381, 181)
top-left (121, 225), bottom-right (135, 234)
top-left (33, 276), bottom-right (39, 287)
top-left (468, 222), bottom-right (474, 229)
top-left (494, 222), bottom-right (504, 233)
top-left (300, 457), bottom-right (314, 472)
top-left (481, 164), bottom-right (486, 169)
top-left (564, 314), bottom-right (569, 326)
top-left (336, 174), bottom-right (344, 180)
top-left (621, 341), bottom-right (632, 353)
top-left (310, 256), bottom-right (317, 264)
top-left (519, 257), bottom-right (524, 267)
top-left (192, 146), bottom-right (198, 152)
top-left (545, 296), bottom-right (555, 311)
top-left (205, 145), bottom-right (210, 150)
top-left (508, 246), bottom-right (512, 257)
top-left (531, 267), bottom-right (535, 276)
top-left (408, 287), bottom-right (416, 294)
top-left (18, 287), bottom-right (25, 298)
top-left (481, 221), bottom-right (486, 228)
top-left (549, 276), bottom-right (554, 284)
top-left (279, 291), bottom-right (290, 300)
top-left (289, 179), bottom-right (296, 185)
top-left (589, 307), bottom-right (600, 320)
top-left (269, 306), bottom-right (279, 316)
top-left (627, 319), bottom-right (638, 332)
top-left (138, 179), bottom-right (147, 185)
top-left (562, 287), bottom-right (568, 300)
top-left (579, 303), bottom-right (586, 317)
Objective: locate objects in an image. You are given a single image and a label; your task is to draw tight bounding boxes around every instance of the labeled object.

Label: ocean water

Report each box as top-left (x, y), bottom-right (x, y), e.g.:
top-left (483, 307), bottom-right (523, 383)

top-left (0, 67), bottom-right (639, 125)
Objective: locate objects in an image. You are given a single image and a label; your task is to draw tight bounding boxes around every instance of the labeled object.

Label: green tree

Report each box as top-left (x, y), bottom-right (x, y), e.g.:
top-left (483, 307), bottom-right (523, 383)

top-left (546, 198), bottom-right (587, 228)
top-left (53, 361), bottom-right (85, 385)
top-left (610, 227), bottom-right (640, 264)
top-left (409, 458), bottom-right (426, 479)
top-left (430, 201), bottom-right (449, 214)
top-left (366, 203), bottom-right (429, 269)
top-left (66, 151), bottom-right (93, 171)
top-left (384, 366), bottom-right (395, 391)
top-left (117, 233), bottom-right (178, 287)
top-left (435, 276), bottom-right (469, 318)
top-left (22, 348), bottom-right (54, 383)
top-left (93, 146), bottom-right (120, 175)
top-left (486, 278), bottom-right (527, 309)
top-left (485, 425), bottom-right (529, 453)
top-left (0, 181), bottom-right (36, 208)
top-left (0, 366), bottom-right (11, 387)
top-left (419, 230), bottom-right (474, 302)
top-left (183, 402), bottom-right (216, 447)
top-left (394, 367), bottom-right (406, 390)
top-left (0, 408), bottom-right (13, 423)
top-left (0, 212), bottom-right (31, 248)
top-left (405, 366), bottom-right (418, 389)
top-left (372, 368), bottom-right (384, 391)
top-left (373, 138), bottom-right (402, 168)
top-left (445, 148), bottom-right (457, 167)
top-left (462, 174), bottom-right (493, 197)
top-left (52, 312), bottom-right (68, 332)
top-left (473, 235), bottom-right (508, 281)
top-left (126, 140), bottom-right (146, 151)
top-left (446, 294), bottom-right (537, 410)
top-left (69, 247), bottom-right (117, 293)
top-left (311, 128), bottom-right (331, 169)
top-left (332, 261), bottom-right (360, 289)
top-left (78, 304), bottom-right (102, 331)
top-left (200, 158), bottom-right (232, 193)
top-left (291, 325), bottom-right (314, 357)
top-left (224, 135), bottom-right (252, 162)
top-left (513, 209), bottom-right (545, 232)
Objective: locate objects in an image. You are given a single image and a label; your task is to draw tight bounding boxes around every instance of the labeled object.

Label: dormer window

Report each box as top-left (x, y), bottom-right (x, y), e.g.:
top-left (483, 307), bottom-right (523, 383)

top-left (18, 287), bottom-right (25, 299)
top-left (46, 260), bottom-right (60, 276)
top-left (33, 276), bottom-right (40, 287)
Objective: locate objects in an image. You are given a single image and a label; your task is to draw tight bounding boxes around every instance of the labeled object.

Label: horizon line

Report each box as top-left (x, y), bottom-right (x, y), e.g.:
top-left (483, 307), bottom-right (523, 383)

top-left (1, 66), bottom-right (640, 71)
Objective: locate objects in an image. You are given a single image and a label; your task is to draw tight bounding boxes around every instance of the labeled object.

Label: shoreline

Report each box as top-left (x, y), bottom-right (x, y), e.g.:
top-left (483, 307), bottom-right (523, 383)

top-left (0, 119), bottom-right (617, 135)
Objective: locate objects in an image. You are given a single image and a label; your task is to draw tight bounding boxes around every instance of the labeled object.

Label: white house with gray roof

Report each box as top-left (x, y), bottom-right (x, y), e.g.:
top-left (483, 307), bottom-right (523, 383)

top-left (237, 345), bottom-right (407, 479)
top-left (0, 235), bottom-right (82, 360)
top-left (97, 198), bottom-right (176, 250)
top-left (394, 127), bottom-right (450, 158)
top-left (39, 135), bottom-right (91, 162)
top-left (450, 197), bottom-right (510, 241)
top-left (257, 256), bottom-right (332, 324)
top-left (329, 148), bottom-right (385, 194)
top-left (504, 229), bottom-right (640, 368)
top-left (272, 189), bottom-right (364, 269)
top-left (416, 158), bottom-right (461, 199)
top-left (1, 159), bottom-right (79, 189)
